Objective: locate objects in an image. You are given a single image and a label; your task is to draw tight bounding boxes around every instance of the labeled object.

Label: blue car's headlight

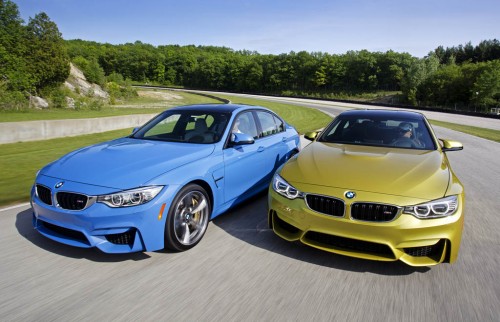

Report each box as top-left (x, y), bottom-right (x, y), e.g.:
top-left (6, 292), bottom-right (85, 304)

top-left (272, 174), bottom-right (304, 199)
top-left (97, 186), bottom-right (163, 208)
top-left (403, 195), bottom-right (458, 219)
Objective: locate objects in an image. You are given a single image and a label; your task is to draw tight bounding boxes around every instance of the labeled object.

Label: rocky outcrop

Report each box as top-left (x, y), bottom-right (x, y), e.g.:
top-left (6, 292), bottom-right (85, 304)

top-left (30, 96), bottom-right (49, 109)
top-left (64, 63), bottom-right (109, 100)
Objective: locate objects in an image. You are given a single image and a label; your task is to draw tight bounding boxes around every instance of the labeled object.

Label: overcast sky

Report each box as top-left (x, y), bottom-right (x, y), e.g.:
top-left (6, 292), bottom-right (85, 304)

top-left (13, 0), bottom-right (500, 57)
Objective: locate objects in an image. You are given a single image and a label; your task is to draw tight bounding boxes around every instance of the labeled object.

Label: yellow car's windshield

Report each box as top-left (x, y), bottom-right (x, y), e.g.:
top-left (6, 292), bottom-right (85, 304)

top-left (318, 113), bottom-right (437, 150)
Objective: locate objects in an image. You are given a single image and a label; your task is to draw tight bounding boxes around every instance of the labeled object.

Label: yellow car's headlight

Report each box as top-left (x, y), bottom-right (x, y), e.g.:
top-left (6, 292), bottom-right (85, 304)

top-left (272, 174), bottom-right (304, 199)
top-left (403, 195), bottom-right (458, 219)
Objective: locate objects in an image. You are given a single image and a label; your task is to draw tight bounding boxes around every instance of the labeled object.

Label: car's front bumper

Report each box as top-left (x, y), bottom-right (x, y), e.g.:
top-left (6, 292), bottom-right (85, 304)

top-left (268, 188), bottom-right (464, 266)
top-left (31, 176), bottom-right (179, 253)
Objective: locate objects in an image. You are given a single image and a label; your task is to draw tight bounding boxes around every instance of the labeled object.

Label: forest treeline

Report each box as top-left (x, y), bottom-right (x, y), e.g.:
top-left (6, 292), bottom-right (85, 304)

top-left (1, 0), bottom-right (499, 112)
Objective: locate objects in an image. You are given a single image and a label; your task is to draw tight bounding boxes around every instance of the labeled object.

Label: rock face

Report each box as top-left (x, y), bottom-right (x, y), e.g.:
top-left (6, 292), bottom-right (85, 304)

top-left (30, 96), bottom-right (49, 109)
top-left (64, 63), bottom-right (109, 100)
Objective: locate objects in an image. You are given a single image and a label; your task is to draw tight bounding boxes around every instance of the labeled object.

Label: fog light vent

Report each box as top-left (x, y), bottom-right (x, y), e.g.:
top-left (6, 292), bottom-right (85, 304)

top-left (105, 229), bottom-right (136, 246)
top-left (404, 240), bottom-right (445, 257)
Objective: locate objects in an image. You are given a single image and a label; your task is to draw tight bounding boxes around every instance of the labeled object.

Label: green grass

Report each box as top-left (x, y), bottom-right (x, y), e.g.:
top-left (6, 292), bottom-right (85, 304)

top-left (0, 128), bottom-right (133, 206)
top-left (429, 120), bottom-right (500, 143)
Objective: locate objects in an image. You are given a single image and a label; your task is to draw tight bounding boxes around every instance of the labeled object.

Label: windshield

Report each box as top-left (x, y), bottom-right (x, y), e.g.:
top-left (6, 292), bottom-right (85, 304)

top-left (318, 114), bottom-right (437, 150)
top-left (132, 110), bottom-right (230, 144)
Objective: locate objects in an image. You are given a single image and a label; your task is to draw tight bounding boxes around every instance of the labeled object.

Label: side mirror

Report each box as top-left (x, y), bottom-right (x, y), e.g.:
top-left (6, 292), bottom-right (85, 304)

top-left (440, 139), bottom-right (463, 152)
top-left (304, 131), bottom-right (319, 141)
top-left (231, 132), bottom-right (255, 145)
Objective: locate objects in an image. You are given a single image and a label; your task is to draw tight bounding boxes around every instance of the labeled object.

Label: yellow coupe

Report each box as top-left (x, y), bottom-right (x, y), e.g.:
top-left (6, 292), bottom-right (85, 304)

top-left (268, 110), bottom-right (464, 266)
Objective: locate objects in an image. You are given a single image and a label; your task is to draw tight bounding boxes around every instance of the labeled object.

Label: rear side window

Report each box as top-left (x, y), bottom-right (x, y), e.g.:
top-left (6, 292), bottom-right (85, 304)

top-left (256, 111), bottom-right (284, 137)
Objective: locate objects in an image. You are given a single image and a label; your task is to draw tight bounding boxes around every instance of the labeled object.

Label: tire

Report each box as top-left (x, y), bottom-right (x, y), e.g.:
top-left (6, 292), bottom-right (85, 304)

top-left (165, 184), bottom-right (211, 251)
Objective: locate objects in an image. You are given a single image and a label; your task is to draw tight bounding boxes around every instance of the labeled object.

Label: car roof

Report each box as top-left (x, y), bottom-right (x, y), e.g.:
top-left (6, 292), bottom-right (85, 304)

top-left (339, 109), bottom-right (426, 120)
top-left (170, 104), bottom-right (266, 114)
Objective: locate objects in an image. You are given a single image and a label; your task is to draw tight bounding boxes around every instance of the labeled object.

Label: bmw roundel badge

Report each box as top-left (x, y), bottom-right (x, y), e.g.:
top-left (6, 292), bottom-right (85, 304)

top-left (55, 181), bottom-right (64, 189)
top-left (345, 191), bottom-right (356, 199)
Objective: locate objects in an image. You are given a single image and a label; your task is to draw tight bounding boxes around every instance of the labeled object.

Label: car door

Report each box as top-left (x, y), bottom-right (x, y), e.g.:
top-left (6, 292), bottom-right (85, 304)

top-left (223, 111), bottom-right (270, 204)
top-left (253, 110), bottom-right (291, 181)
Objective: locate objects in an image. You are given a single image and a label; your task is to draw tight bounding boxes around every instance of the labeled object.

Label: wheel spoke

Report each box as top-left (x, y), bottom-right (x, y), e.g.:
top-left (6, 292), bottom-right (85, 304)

top-left (191, 221), bottom-right (202, 233)
top-left (181, 192), bottom-right (195, 208)
top-left (191, 198), bottom-right (207, 214)
top-left (181, 223), bottom-right (191, 244)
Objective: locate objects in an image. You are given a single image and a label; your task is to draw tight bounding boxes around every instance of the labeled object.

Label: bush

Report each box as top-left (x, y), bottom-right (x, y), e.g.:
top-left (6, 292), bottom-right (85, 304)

top-left (73, 56), bottom-right (105, 86)
top-left (105, 81), bottom-right (138, 104)
top-left (50, 89), bottom-right (67, 108)
top-left (72, 96), bottom-right (103, 111)
top-left (43, 86), bottom-right (73, 108)
top-left (106, 72), bottom-right (125, 84)
top-left (0, 85), bottom-right (29, 110)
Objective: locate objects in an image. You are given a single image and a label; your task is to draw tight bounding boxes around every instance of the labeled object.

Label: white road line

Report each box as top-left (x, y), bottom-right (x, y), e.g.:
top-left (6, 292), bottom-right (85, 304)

top-left (0, 202), bottom-right (30, 212)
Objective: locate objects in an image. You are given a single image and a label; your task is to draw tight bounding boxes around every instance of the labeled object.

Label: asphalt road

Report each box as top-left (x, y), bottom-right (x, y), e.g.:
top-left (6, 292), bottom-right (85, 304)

top-left (1, 101), bottom-right (500, 321)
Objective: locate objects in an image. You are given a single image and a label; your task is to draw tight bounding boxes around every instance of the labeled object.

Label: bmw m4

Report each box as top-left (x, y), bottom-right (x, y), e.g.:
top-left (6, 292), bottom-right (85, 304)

top-left (268, 109), bottom-right (464, 266)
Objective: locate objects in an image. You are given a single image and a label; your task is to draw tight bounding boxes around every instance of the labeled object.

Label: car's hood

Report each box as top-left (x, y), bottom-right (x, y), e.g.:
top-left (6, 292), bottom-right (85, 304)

top-left (41, 138), bottom-right (215, 189)
top-left (281, 142), bottom-right (450, 199)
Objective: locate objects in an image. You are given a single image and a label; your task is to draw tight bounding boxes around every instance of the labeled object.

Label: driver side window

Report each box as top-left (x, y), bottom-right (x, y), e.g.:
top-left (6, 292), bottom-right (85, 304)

top-left (232, 112), bottom-right (259, 139)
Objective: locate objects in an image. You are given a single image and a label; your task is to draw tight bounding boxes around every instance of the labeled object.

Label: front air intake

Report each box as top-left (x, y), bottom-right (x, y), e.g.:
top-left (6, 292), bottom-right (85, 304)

top-left (351, 203), bottom-right (399, 222)
top-left (36, 185), bottom-right (52, 206)
top-left (305, 194), bottom-right (345, 217)
top-left (56, 192), bottom-right (89, 210)
top-left (404, 240), bottom-right (446, 258)
top-left (305, 231), bottom-right (395, 259)
top-left (105, 229), bottom-right (136, 246)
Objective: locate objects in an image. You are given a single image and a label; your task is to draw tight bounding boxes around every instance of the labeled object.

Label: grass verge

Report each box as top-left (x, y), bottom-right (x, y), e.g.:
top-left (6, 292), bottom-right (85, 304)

top-left (429, 120), bottom-right (500, 143)
top-left (0, 128), bottom-right (132, 206)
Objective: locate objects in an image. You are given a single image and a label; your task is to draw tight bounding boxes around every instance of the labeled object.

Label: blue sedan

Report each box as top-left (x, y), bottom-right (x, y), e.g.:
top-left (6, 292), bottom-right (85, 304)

top-left (31, 104), bottom-right (300, 253)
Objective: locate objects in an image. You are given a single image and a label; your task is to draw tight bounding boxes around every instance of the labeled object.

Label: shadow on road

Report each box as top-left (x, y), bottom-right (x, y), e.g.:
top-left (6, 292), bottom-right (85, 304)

top-left (15, 208), bottom-right (150, 262)
top-left (213, 192), bottom-right (430, 276)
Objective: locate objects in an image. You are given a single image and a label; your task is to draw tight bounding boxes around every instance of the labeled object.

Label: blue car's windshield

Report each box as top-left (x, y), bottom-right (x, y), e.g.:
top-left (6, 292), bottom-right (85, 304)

top-left (131, 110), bottom-right (230, 144)
top-left (318, 114), bottom-right (437, 150)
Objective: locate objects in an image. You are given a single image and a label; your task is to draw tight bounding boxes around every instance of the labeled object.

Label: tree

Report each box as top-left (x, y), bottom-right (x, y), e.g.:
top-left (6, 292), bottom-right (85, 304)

top-left (342, 50), bottom-right (379, 91)
top-left (0, 0), bottom-right (24, 56)
top-left (472, 60), bottom-right (500, 110)
top-left (375, 51), bottom-right (413, 91)
top-left (432, 39), bottom-right (500, 64)
top-left (401, 54), bottom-right (439, 105)
top-left (239, 59), bottom-right (263, 91)
top-left (25, 12), bottom-right (69, 91)
top-left (0, 0), bottom-right (32, 92)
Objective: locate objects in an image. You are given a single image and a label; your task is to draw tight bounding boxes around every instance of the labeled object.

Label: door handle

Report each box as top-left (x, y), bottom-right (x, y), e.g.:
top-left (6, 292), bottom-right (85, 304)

top-left (282, 137), bottom-right (288, 142)
top-left (257, 146), bottom-right (265, 152)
